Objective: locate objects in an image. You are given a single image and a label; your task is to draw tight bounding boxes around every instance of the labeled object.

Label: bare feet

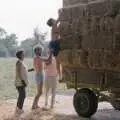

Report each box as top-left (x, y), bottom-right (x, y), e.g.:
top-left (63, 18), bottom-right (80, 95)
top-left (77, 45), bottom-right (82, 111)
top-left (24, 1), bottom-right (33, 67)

top-left (32, 106), bottom-right (40, 110)
top-left (42, 107), bottom-right (49, 111)
top-left (14, 107), bottom-right (24, 116)
top-left (50, 105), bottom-right (55, 109)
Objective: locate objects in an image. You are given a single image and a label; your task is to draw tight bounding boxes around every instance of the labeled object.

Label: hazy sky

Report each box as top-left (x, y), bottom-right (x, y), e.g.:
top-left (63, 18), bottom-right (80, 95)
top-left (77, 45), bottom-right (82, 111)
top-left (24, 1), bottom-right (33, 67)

top-left (0, 0), bottom-right (62, 42)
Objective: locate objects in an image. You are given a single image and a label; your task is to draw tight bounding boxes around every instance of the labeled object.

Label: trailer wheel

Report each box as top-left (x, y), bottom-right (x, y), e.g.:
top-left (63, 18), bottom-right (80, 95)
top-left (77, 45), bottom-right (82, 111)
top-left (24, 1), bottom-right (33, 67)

top-left (73, 88), bottom-right (98, 117)
top-left (111, 100), bottom-right (120, 110)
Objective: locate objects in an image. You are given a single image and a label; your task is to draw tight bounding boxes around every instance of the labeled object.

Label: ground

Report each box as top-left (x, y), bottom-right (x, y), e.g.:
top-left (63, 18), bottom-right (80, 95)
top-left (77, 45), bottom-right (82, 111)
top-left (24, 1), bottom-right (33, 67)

top-left (0, 95), bottom-right (120, 120)
top-left (1, 58), bottom-right (120, 120)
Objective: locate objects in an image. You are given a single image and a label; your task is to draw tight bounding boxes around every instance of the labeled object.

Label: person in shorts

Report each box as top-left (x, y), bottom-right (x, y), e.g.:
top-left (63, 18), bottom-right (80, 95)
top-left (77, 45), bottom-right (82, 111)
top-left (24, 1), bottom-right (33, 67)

top-left (32, 45), bottom-right (45, 109)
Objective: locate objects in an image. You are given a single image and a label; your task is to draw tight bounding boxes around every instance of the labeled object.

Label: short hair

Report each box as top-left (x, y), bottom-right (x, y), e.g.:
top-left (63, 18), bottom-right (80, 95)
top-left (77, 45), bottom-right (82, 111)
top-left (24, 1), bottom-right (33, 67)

top-left (34, 47), bottom-right (42, 54)
top-left (47, 18), bottom-right (54, 27)
top-left (16, 50), bottom-right (24, 59)
top-left (33, 44), bottom-right (43, 54)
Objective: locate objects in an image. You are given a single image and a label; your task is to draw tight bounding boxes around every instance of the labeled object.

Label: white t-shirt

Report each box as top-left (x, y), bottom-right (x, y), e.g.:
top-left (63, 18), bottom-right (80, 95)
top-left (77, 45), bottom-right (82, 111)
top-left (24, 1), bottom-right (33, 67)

top-left (15, 60), bottom-right (28, 86)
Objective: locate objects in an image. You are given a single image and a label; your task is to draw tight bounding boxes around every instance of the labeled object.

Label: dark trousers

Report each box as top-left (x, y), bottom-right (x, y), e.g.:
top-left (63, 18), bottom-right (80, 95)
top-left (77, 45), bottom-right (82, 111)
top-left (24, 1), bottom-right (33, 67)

top-left (16, 86), bottom-right (26, 109)
top-left (49, 40), bottom-right (61, 57)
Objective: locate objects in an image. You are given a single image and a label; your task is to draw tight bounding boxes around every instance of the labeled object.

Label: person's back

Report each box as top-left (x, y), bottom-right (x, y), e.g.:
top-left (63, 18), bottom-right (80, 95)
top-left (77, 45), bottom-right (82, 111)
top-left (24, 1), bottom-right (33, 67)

top-left (45, 57), bottom-right (57, 77)
top-left (47, 18), bottom-right (62, 80)
top-left (47, 18), bottom-right (59, 40)
top-left (51, 22), bottom-right (59, 40)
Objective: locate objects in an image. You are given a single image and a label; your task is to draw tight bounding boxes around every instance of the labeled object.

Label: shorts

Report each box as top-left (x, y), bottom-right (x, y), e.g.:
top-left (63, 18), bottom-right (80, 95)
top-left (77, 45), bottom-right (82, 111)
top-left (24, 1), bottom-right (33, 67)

top-left (45, 76), bottom-right (57, 90)
top-left (49, 40), bottom-right (61, 57)
top-left (35, 72), bottom-right (44, 84)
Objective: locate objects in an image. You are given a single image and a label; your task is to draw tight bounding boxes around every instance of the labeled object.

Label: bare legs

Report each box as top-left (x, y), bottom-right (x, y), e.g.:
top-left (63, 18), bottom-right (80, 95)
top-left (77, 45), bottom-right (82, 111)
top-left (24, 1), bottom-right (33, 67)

top-left (51, 83), bottom-right (56, 108)
top-left (56, 57), bottom-right (62, 79)
top-left (45, 76), bottom-right (57, 109)
top-left (32, 83), bottom-right (43, 109)
top-left (45, 84), bottom-right (50, 107)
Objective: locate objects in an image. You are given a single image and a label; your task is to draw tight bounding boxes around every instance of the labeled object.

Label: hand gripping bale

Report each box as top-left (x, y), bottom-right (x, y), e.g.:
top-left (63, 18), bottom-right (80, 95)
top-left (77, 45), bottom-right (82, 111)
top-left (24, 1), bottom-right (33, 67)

top-left (59, 8), bottom-right (72, 21)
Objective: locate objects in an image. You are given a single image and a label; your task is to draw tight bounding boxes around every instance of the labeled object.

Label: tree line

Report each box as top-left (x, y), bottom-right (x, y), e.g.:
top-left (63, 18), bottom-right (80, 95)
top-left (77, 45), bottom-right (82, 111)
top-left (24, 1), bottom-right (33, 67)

top-left (0, 27), bottom-right (48, 58)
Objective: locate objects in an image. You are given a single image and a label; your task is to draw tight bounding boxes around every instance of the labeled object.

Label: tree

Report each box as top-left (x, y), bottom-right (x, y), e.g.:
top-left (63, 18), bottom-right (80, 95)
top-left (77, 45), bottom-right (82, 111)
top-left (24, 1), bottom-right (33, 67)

top-left (0, 27), bottom-right (19, 57)
top-left (0, 41), bottom-right (8, 57)
top-left (33, 27), bottom-right (47, 45)
top-left (2, 33), bottom-right (18, 57)
top-left (0, 27), bottom-right (7, 39)
top-left (20, 27), bottom-right (47, 57)
top-left (21, 38), bottom-right (35, 57)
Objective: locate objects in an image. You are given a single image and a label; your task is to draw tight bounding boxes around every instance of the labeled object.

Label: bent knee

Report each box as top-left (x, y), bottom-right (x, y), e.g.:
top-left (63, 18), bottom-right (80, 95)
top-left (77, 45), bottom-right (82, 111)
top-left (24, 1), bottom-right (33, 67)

top-left (36, 92), bottom-right (42, 97)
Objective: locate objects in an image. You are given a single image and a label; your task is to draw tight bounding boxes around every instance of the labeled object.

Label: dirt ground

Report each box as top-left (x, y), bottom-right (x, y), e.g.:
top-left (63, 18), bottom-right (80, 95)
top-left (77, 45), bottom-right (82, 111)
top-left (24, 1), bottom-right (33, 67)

top-left (1, 95), bottom-right (120, 120)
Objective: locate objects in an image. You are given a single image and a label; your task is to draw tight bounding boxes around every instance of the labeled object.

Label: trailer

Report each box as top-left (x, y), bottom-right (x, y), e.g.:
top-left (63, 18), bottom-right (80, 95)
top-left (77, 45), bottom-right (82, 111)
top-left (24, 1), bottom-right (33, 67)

top-left (57, 0), bottom-right (120, 117)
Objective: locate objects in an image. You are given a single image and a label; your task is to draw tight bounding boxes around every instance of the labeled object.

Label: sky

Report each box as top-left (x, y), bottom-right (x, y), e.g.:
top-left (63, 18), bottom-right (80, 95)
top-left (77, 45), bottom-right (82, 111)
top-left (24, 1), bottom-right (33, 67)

top-left (0, 0), bottom-right (62, 42)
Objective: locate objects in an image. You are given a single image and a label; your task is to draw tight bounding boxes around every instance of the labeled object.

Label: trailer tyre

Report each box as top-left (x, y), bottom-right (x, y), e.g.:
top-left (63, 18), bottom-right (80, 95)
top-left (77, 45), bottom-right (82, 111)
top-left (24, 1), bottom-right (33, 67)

top-left (73, 88), bottom-right (98, 117)
top-left (111, 100), bottom-right (120, 110)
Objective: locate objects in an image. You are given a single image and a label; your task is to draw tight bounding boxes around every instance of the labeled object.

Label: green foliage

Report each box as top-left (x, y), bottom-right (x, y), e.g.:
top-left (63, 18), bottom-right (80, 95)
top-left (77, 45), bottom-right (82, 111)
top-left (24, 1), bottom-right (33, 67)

top-left (0, 28), bottom-right (7, 39)
top-left (0, 26), bottom-right (47, 58)
top-left (3, 33), bottom-right (18, 57)
top-left (0, 27), bottom-right (18, 57)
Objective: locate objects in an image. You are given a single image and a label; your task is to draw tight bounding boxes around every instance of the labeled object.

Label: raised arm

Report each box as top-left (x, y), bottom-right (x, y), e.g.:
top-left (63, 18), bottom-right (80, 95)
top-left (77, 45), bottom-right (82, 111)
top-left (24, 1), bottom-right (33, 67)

top-left (39, 54), bottom-right (52, 62)
top-left (28, 68), bottom-right (34, 72)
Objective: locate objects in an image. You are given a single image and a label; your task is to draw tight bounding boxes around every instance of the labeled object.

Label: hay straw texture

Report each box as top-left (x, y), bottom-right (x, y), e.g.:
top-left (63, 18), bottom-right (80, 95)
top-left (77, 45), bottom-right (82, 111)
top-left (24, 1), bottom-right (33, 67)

top-left (58, 0), bottom-right (120, 71)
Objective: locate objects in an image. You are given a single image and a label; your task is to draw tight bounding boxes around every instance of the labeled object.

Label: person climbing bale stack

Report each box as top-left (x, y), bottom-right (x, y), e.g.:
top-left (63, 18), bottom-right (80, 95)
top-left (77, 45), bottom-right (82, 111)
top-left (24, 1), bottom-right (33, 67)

top-left (47, 18), bottom-right (62, 80)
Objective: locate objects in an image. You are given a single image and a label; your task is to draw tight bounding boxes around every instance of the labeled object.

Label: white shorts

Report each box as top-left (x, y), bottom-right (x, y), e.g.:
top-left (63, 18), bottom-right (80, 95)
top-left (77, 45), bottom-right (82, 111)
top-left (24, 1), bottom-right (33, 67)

top-left (44, 76), bottom-right (57, 90)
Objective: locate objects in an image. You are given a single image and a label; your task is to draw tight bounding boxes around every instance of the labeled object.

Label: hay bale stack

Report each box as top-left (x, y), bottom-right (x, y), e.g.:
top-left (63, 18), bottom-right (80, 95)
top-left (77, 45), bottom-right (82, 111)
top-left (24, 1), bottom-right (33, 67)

top-left (58, 49), bottom-right (88, 68)
top-left (58, 0), bottom-right (120, 71)
top-left (63, 0), bottom-right (89, 7)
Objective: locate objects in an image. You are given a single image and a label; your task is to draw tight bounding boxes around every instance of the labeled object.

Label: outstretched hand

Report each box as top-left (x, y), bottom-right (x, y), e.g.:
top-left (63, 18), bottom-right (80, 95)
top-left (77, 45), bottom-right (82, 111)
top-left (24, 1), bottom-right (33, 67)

top-left (28, 68), bottom-right (34, 72)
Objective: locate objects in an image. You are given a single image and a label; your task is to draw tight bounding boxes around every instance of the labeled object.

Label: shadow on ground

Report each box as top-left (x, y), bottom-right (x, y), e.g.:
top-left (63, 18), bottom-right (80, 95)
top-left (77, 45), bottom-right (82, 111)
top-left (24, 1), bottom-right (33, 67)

top-left (4, 108), bottom-right (120, 120)
top-left (4, 108), bottom-right (79, 120)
